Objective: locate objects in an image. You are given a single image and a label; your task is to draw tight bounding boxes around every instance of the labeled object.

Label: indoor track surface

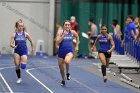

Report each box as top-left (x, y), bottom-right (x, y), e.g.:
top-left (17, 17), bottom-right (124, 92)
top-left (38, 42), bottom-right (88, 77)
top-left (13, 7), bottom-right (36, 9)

top-left (0, 55), bottom-right (139, 93)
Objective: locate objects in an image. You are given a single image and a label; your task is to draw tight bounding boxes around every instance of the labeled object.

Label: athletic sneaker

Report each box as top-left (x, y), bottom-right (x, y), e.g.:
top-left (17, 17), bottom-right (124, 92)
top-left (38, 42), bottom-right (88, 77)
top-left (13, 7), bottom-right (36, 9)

top-left (61, 80), bottom-right (65, 86)
top-left (16, 78), bottom-right (22, 84)
top-left (103, 76), bottom-right (107, 83)
top-left (66, 73), bottom-right (71, 80)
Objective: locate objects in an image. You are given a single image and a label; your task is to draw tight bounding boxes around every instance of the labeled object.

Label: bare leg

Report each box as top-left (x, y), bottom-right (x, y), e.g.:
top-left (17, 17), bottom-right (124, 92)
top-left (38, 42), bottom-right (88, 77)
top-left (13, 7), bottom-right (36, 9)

top-left (98, 53), bottom-right (107, 82)
top-left (65, 53), bottom-right (73, 74)
top-left (14, 53), bottom-right (20, 78)
top-left (58, 58), bottom-right (65, 81)
top-left (14, 53), bottom-right (22, 83)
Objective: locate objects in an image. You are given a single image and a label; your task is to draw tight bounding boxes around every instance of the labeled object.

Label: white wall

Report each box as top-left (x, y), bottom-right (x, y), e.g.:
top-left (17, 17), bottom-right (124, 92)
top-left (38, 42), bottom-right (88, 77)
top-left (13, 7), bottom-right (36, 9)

top-left (0, 0), bottom-right (54, 55)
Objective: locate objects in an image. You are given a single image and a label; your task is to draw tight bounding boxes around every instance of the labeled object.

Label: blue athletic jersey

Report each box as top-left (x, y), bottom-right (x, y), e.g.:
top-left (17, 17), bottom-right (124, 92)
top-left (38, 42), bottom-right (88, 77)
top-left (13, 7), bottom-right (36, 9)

top-left (98, 34), bottom-right (111, 52)
top-left (59, 30), bottom-right (73, 50)
top-left (124, 22), bottom-right (136, 43)
top-left (14, 31), bottom-right (28, 56)
top-left (15, 31), bottom-right (26, 45)
top-left (125, 22), bottom-right (136, 36)
top-left (58, 30), bottom-right (73, 59)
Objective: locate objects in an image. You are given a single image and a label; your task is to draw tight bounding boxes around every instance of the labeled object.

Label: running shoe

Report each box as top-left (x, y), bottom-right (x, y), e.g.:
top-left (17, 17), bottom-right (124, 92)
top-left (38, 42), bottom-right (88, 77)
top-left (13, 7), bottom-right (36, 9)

top-left (66, 73), bottom-right (71, 80)
top-left (61, 80), bottom-right (65, 86)
top-left (103, 76), bottom-right (107, 83)
top-left (16, 78), bottom-right (22, 84)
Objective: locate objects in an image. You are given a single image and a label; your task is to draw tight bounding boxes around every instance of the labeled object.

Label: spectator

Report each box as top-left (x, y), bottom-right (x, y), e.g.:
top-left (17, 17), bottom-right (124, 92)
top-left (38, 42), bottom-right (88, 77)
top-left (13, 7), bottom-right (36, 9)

top-left (112, 19), bottom-right (122, 39)
top-left (123, 16), bottom-right (136, 55)
top-left (54, 23), bottom-right (63, 55)
top-left (87, 18), bottom-right (98, 57)
top-left (134, 17), bottom-right (140, 38)
top-left (56, 23), bottom-right (62, 31)
top-left (124, 15), bottom-right (136, 40)
top-left (70, 16), bottom-right (80, 57)
top-left (70, 16), bottom-right (80, 34)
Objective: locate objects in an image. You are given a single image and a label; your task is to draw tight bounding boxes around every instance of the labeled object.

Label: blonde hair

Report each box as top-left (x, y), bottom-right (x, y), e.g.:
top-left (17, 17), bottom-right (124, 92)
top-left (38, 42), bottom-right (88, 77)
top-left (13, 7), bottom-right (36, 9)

top-left (15, 19), bottom-right (27, 32)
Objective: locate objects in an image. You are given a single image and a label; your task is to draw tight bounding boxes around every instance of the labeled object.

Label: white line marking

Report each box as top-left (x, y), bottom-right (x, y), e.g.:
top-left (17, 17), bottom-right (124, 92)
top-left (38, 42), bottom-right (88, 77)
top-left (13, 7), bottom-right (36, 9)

top-left (26, 65), bottom-right (99, 93)
top-left (30, 66), bottom-right (99, 93)
top-left (0, 73), bottom-right (14, 93)
top-left (50, 67), bottom-right (99, 93)
top-left (27, 66), bottom-right (57, 71)
top-left (0, 78), bottom-right (7, 92)
top-left (26, 69), bottom-right (54, 93)
top-left (0, 64), bottom-right (14, 66)
top-left (0, 66), bottom-right (15, 70)
top-left (72, 78), bottom-right (99, 93)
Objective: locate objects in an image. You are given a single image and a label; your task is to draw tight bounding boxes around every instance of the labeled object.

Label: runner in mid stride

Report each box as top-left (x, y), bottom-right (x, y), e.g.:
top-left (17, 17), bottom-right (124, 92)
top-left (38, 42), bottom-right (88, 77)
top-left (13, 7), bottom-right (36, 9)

top-left (10, 20), bottom-right (34, 83)
top-left (55, 20), bottom-right (79, 86)
top-left (92, 25), bottom-right (115, 82)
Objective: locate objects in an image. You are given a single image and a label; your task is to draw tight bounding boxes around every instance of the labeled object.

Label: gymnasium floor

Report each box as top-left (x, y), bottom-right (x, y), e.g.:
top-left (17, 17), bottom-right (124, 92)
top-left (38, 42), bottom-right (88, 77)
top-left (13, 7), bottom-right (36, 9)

top-left (0, 54), bottom-right (139, 93)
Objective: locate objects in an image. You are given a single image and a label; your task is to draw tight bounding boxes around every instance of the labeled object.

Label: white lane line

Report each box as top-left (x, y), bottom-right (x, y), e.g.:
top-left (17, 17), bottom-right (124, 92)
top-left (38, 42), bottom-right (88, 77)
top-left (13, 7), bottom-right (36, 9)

top-left (26, 66), bottom-right (57, 71)
top-left (72, 78), bottom-right (99, 93)
top-left (0, 66), bottom-right (55, 93)
top-left (27, 65), bottom-right (99, 93)
top-left (0, 64), bottom-right (14, 66)
top-left (0, 73), bottom-right (14, 93)
top-left (26, 67), bottom-right (55, 93)
top-left (0, 66), bottom-right (15, 70)
top-left (50, 67), bottom-right (99, 93)
top-left (34, 65), bottom-right (99, 93)
top-left (0, 78), bottom-right (7, 93)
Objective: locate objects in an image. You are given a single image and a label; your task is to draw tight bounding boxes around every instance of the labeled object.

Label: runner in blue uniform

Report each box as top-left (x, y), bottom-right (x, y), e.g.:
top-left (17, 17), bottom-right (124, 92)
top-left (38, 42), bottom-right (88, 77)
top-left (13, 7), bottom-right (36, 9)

top-left (55, 20), bottom-right (79, 86)
top-left (92, 25), bottom-right (115, 82)
top-left (10, 20), bottom-right (34, 83)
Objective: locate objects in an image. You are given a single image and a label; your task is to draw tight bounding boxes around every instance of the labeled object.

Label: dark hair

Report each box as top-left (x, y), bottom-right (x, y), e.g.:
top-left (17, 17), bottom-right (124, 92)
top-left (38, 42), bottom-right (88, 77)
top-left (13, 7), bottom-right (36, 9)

top-left (63, 20), bottom-right (71, 26)
top-left (112, 19), bottom-right (118, 27)
top-left (101, 24), bottom-right (107, 29)
top-left (127, 15), bottom-right (134, 21)
top-left (89, 18), bottom-right (94, 22)
top-left (101, 25), bottom-right (108, 33)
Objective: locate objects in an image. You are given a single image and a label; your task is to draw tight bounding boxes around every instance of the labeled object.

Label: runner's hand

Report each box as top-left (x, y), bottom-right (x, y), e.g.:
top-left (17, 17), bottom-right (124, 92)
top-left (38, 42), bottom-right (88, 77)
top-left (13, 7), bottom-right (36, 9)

top-left (91, 45), bottom-right (95, 51)
top-left (107, 50), bottom-right (111, 53)
top-left (30, 49), bottom-right (34, 55)
top-left (14, 45), bottom-right (18, 49)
